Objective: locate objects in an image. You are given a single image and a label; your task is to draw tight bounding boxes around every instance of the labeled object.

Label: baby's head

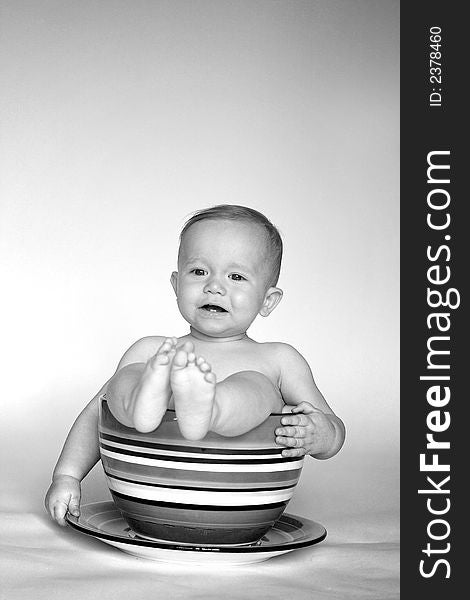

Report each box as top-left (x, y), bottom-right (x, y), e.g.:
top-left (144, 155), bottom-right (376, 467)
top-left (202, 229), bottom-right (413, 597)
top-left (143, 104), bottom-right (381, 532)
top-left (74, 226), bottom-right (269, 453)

top-left (171, 205), bottom-right (284, 338)
top-left (179, 205), bottom-right (282, 287)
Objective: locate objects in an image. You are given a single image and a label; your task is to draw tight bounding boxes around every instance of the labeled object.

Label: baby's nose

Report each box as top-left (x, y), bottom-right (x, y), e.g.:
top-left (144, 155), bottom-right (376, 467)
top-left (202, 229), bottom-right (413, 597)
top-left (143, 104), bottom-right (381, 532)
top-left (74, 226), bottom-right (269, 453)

top-left (204, 276), bottom-right (226, 294)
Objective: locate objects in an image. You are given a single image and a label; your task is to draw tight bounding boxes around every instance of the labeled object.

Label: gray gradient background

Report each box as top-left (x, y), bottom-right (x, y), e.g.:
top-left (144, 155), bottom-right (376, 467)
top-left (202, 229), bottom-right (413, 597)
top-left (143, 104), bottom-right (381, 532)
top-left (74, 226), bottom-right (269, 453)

top-left (1, 0), bottom-right (399, 539)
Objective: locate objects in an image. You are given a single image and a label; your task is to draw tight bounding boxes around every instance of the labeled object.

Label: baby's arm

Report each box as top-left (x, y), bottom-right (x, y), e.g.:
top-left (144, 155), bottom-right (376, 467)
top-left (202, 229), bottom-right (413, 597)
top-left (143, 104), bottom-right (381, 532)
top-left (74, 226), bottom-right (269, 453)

top-left (45, 389), bottom-right (103, 525)
top-left (274, 344), bottom-right (345, 459)
top-left (45, 337), bottom-right (162, 525)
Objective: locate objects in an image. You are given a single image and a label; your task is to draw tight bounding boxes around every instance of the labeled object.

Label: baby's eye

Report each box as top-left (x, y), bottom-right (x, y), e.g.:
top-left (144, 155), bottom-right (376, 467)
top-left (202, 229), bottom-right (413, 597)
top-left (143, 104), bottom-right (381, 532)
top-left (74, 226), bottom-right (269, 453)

top-left (229, 273), bottom-right (246, 281)
top-left (191, 268), bottom-right (207, 276)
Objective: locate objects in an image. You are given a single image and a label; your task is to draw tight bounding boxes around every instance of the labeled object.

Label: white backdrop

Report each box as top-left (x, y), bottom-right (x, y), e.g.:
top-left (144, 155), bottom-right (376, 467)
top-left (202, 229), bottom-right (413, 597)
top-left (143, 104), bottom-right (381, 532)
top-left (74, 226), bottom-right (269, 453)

top-left (1, 0), bottom-right (399, 536)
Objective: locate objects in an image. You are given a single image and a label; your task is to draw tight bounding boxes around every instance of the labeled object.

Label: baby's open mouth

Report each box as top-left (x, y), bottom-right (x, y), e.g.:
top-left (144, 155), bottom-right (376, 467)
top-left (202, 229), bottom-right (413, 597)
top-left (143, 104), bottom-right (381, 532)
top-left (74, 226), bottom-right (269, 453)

top-left (200, 304), bottom-right (228, 313)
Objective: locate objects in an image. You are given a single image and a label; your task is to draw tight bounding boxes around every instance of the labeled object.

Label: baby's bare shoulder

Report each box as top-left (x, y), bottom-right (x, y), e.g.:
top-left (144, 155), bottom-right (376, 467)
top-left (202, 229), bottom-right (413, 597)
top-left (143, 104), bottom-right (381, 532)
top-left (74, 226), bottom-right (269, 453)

top-left (257, 341), bottom-right (305, 365)
top-left (117, 335), bottom-right (168, 369)
top-left (259, 342), bottom-right (314, 388)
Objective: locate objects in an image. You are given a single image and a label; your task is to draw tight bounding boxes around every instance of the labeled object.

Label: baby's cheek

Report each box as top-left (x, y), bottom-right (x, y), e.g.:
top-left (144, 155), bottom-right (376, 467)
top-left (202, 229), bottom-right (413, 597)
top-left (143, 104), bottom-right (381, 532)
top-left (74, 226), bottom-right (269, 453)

top-left (231, 292), bottom-right (258, 315)
top-left (230, 289), bottom-right (249, 304)
top-left (177, 286), bottom-right (198, 309)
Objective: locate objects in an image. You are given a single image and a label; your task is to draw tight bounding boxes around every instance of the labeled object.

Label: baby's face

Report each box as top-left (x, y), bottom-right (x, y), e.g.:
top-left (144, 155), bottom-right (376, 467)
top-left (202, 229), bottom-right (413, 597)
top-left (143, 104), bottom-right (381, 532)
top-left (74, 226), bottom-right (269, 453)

top-left (172, 219), bottom-right (278, 339)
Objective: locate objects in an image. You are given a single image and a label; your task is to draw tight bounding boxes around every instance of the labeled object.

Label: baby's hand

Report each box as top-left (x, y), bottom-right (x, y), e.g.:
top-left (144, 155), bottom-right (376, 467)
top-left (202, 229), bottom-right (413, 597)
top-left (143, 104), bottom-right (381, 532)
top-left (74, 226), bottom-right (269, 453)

top-left (275, 402), bottom-right (336, 458)
top-left (45, 475), bottom-right (81, 526)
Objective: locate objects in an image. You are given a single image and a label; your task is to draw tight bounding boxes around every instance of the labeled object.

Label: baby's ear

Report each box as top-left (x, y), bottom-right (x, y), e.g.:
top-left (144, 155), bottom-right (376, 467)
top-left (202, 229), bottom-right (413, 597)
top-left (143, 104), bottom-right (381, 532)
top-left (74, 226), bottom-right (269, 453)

top-left (170, 271), bottom-right (178, 295)
top-left (259, 287), bottom-right (283, 317)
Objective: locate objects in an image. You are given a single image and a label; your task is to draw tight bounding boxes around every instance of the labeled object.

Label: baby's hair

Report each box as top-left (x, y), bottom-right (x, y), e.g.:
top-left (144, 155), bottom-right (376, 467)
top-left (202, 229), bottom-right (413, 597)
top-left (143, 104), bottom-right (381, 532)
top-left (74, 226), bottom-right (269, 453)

top-left (180, 204), bottom-right (283, 286)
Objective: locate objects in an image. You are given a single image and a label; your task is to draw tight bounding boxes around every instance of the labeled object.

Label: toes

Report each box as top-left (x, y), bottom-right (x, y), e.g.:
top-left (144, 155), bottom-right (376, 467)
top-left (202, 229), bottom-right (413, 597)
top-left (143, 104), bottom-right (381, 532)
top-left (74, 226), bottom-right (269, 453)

top-left (151, 353), bottom-right (170, 367)
top-left (181, 341), bottom-right (194, 353)
top-left (172, 349), bottom-right (188, 368)
top-left (204, 371), bottom-right (216, 384)
top-left (151, 338), bottom-right (177, 366)
top-left (158, 338), bottom-right (174, 354)
top-left (187, 352), bottom-right (196, 364)
top-left (150, 353), bottom-right (168, 367)
top-left (195, 356), bottom-right (211, 371)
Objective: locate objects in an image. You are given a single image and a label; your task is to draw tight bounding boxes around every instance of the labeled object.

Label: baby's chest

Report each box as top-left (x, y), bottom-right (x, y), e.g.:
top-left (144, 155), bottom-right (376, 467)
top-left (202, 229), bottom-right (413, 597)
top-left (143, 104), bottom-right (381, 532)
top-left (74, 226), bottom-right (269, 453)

top-left (204, 349), bottom-right (280, 385)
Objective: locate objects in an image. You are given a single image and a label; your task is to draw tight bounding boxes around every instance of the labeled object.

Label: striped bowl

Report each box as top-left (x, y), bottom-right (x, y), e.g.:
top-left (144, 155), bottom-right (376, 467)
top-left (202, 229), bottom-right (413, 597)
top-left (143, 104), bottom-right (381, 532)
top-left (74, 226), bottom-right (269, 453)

top-left (99, 397), bottom-right (304, 545)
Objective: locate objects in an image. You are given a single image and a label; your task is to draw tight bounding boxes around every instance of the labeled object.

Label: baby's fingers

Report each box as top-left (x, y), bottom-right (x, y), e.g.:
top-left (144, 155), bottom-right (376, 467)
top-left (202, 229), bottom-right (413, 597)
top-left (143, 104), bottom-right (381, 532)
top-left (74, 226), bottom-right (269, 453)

top-left (278, 413), bottom-right (310, 429)
top-left (276, 433), bottom-right (306, 448)
top-left (281, 447), bottom-right (307, 458)
top-left (291, 402), bottom-right (317, 415)
top-left (53, 501), bottom-right (69, 527)
top-left (280, 414), bottom-right (300, 427)
top-left (275, 425), bottom-right (306, 438)
top-left (69, 496), bottom-right (80, 518)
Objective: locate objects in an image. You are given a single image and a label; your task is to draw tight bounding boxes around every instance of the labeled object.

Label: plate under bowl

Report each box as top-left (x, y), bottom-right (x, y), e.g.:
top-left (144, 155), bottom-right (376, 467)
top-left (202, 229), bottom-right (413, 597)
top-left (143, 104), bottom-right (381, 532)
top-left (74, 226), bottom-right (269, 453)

top-left (66, 501), bottom-right (327, 566)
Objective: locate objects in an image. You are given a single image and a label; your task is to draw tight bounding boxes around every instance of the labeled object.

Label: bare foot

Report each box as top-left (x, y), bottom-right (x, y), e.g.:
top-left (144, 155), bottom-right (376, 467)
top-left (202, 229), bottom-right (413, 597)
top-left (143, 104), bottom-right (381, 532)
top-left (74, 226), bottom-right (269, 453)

top-left (170, 342), bottom-right (217, 441)
top-left (131, 337), bottom-right (177, 432)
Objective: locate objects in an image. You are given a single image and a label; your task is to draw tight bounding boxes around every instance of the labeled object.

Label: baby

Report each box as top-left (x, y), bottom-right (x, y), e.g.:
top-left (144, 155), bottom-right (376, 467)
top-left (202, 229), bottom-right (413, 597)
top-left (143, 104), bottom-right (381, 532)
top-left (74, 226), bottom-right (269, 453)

top-left (45, 205), bottom-right (345, 526)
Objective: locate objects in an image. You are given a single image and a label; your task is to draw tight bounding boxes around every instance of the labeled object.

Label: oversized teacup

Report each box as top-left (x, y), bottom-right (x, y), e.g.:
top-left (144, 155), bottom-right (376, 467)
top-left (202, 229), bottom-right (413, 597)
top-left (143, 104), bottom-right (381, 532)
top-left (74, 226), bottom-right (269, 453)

top-left (99, 396), bottom-right (304, 545)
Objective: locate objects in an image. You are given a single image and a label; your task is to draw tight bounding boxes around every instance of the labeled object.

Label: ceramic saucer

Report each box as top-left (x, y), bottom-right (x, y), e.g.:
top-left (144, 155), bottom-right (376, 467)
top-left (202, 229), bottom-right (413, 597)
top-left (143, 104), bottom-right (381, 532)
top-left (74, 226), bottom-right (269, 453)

top-left (66, 501), bottom-right (327, 565)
